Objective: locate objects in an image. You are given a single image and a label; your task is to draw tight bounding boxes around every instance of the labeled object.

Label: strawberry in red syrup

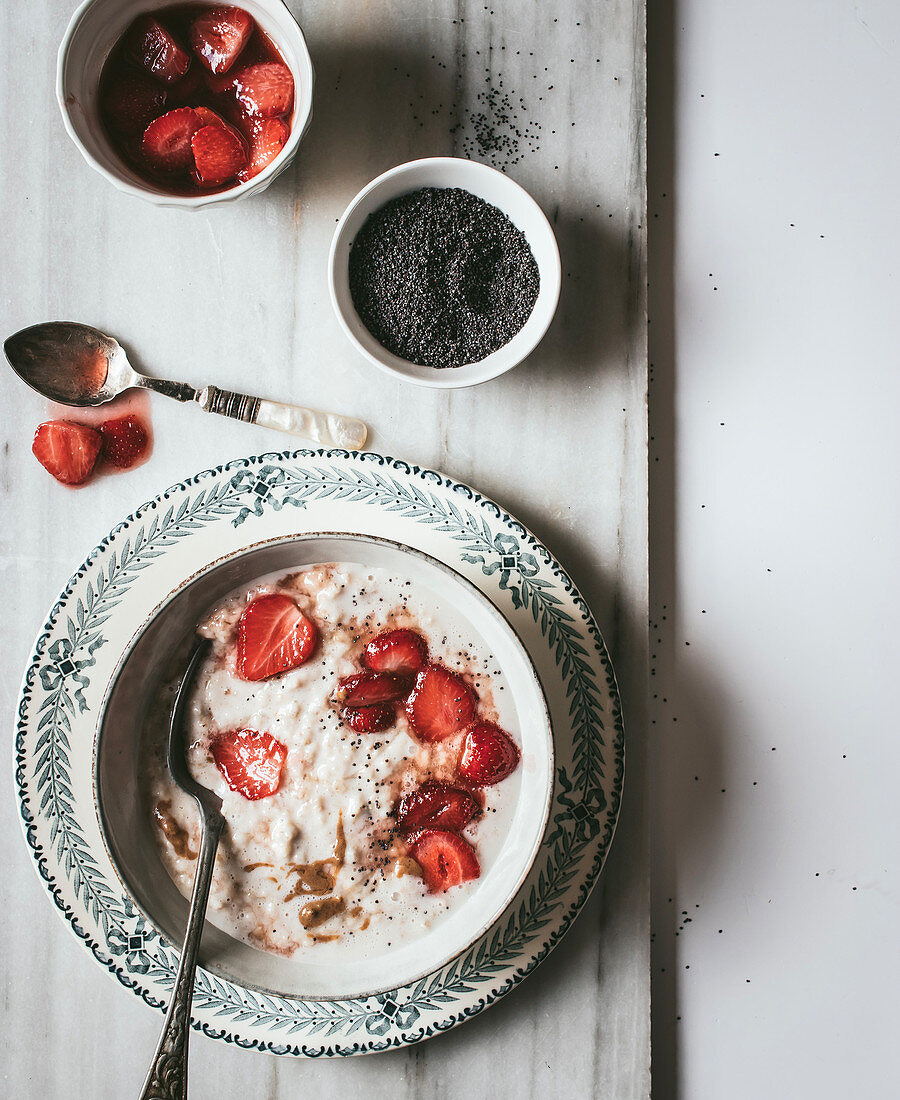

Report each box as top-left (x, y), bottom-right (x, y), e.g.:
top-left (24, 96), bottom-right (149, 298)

top-left (238, 116), bottom-right (290, 181)
top-left (141, 107), bottom-right (203, 173)
top-left (237, 593), bottom-right (317, 680)
top-left (458, 721), bottom-right (521, 786)
top-left (363, 628), bottom-right (427, 676)
top-left (232, 61), bottom-right (293, 118)
top-left (211, 727), bottom-right (287, 799)
top-left (32, 421), bottom-right (102, 486)
top-left (405, 664), bottom-right (476, 743)
top-left (191, 121), bottom-right (247, 184)
top-left (341, 703), bottom-right (395, 734)
top-left (334, 670), bottom-right (410, 707)
top-left (408, 829), bottom-right (480, 893)
top-left (99, 6), bottom-right (295, 196)
top-left (126, 16), bottom-right (192, 85)
top-left (189, 6), bottom-right (253, 74)
top-left (396, 782), bottom-right (480, 833)
top-left (98, 414), bottom-right (150, 468)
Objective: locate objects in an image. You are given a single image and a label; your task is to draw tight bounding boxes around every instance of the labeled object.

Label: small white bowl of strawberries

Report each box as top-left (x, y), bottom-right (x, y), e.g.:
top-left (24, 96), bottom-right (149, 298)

top-left (58, 0), bottom-right (314, 206)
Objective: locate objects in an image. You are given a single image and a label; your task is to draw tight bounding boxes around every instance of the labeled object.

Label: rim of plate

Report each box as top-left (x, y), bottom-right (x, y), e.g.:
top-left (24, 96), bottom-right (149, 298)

top-left (91, 530), bottom-right (555, 1002)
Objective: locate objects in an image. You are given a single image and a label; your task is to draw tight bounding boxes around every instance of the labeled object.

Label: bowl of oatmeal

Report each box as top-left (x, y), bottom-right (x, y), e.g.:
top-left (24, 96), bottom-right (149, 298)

top-left (95, 533), bottom-right (553, 1000)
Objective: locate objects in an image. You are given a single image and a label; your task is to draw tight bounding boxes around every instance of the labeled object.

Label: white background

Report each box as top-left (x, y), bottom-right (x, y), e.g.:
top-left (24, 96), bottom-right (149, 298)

top-left (649, 0), bottom-right (900, 1095)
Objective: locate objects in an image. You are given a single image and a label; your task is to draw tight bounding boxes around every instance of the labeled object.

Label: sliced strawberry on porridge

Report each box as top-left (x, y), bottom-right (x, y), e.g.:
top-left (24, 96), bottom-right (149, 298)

top-left (408, 829), bottom-right (480, 893)
top-left (211, 728), bottom-right (287, 800)
top-left (334, 670), bottom-right (410, 707)
top-left (237, 593), bottom-right (317, 680)
top-left (341, 703), bottom-right (396, 733)
top-left (458, 722), bottom-right (521, 786)
top-left (405, 663), bottom-right (477, 742)
top-left (396, 782), bottom-right (480, 833)
top-left (363, 628), bottom-right (428, 676)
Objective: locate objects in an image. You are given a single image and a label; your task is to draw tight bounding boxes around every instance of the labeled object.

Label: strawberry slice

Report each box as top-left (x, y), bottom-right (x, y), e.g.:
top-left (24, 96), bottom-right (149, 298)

top-left (125, 16), bottom-right (192, 85)
top-left (190, 122), bottom-right (247, 185)
top-left (237, 594), bottom-right (317, 680)
top-left (405, 664), bottom-right (477, 742)
top-left (397, 782), bottom-right (480, 833)
top-left (211, 728), bottom-right (287, 800)
top-left (189, 6), bottom-right (253, 75)
top-left (32, 420), bottom-right (102, 486)
top-left (458, 721), bottom-right (521, 786)
top-left (407, 829), bottom-right (480, 892)
top-left (141, 107), bottom-right (203, 173)
top-left (334, 671), bottom-right (410, 707)
top-left (341, 703), bottom-right (395, 733)
top-left (98, 414), bottom-right (149, 468)
top-left (237, 116), bottom-right (290, 181)
top-left (363, 628), bottom-right (427, 676)
top-left (102, 72), bottom-right (167, 137)
top-left (232, 62), bottom-right (294, 118)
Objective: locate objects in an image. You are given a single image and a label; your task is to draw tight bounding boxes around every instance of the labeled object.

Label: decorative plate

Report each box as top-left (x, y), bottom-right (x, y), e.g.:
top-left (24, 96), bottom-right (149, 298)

top-left (14, 450), bottom-right (624, 1056)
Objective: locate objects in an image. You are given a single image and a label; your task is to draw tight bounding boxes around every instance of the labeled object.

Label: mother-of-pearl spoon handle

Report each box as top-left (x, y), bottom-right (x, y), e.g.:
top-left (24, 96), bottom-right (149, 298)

top-left (196, 385), bottom-right (367, 449)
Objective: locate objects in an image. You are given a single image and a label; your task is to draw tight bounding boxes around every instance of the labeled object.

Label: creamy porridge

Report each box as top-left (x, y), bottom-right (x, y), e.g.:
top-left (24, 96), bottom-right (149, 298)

top-left (141, 562), bottom-right (522, 958)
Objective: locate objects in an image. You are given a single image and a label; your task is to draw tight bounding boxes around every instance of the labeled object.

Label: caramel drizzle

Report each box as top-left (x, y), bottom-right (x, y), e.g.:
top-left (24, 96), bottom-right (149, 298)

top-left (283, 813), bottom-right (346, 901)
top-left (154, 800), bottom-right (198, 860)
top-left (299, 895), bottom-right (346, 930)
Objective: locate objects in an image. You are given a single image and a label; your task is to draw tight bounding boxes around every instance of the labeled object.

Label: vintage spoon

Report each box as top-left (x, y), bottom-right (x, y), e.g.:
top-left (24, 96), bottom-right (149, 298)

top-left (4, 321), bottom-right (367, 449)
top-left (140, 638), bottom-right (223, 1100)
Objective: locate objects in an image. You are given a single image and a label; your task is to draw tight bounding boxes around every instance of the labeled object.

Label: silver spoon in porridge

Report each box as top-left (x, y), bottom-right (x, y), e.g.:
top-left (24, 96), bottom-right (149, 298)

top-left (140, 639), bottom-right (224, 1100)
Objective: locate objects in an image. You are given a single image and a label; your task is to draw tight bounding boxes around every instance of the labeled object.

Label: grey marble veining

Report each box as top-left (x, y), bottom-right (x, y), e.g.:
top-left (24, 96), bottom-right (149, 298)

top-left (0, 2), bottom-right (647, 1096)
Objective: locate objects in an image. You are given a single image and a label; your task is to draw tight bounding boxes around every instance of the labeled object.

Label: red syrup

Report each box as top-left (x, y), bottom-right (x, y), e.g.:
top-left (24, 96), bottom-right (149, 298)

top-left (98, 5), bottom-right (295, 195)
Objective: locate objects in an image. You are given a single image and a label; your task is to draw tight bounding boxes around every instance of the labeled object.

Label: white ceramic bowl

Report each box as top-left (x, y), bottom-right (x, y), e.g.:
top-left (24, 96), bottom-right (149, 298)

top-left (57, 0), bottom-right (314, 208)
top-left (328, 157), bottom-right (562, 389)
top-left (96, 533), bottom-right (554, 1000)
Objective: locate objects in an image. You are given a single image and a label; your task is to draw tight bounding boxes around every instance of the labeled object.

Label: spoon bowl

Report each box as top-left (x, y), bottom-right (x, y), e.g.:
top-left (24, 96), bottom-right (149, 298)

top-left (4, 321), bottom-right (123, 405)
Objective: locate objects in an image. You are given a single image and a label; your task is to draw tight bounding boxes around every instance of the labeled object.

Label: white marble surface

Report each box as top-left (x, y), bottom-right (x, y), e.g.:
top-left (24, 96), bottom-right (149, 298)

top-left (0, 2), bottom-right (648, 1097)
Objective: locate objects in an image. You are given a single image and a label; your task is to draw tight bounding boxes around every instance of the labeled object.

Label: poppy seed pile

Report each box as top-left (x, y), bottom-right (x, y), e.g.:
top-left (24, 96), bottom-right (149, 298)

top-left (348, 187), bottom-right (540, 369)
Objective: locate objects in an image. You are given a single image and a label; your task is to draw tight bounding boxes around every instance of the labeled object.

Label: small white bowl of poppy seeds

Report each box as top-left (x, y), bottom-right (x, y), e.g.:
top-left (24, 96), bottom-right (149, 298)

top-left (328, 157), bottom-right (561, 388)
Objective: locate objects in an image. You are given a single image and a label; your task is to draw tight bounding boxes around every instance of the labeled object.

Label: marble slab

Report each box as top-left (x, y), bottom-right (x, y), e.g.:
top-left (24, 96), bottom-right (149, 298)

top-left (0, 1), bottom-right (648, 1095)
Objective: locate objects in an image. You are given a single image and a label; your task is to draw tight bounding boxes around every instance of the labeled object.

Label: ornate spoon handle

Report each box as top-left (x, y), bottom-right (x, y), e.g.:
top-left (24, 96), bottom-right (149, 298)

top-left (197, 385), bottom-right (368, 449)
top-left (139, 811), bottom-right (224, 1100)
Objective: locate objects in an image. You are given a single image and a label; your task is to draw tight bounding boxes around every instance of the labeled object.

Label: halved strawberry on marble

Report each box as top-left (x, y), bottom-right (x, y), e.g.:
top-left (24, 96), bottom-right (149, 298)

top-left (363, 628), bottom-right (427, 676)
top-left (458, 721), bottom-right (521, 786)
top-left (99, 414), bottom-right (149, 469)
top-left (396, 781), bottom-right (480, 833)
top-left (405, 664), bottom-right (477, 742)
top-left (189, 5), bottom-right (253, 75)
top-left (237, 593), bottom-right (317, 680)
top-left (32, 420), bottom-right (102, 486)
top-left (211, 728), bottom-right (287, 800)
top-left (407, 829), bottom-right (480, 893)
